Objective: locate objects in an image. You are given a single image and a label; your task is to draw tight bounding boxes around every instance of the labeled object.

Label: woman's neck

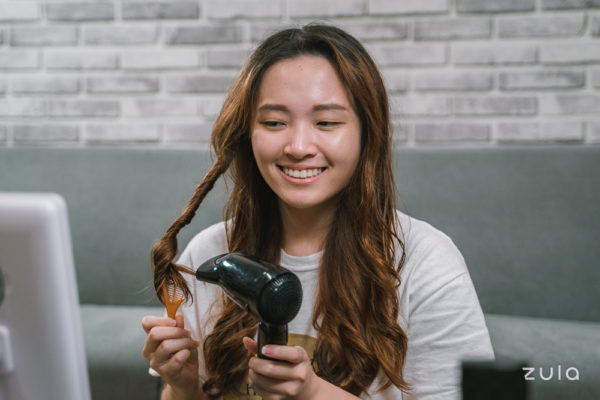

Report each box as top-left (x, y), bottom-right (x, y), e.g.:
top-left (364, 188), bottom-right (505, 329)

top-left (279, 201), bottom-right (335, 257)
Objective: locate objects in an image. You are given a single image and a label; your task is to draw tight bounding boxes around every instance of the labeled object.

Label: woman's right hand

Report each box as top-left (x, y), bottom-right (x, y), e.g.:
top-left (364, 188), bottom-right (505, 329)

top-left (142, 314), bottom-right (200, 397)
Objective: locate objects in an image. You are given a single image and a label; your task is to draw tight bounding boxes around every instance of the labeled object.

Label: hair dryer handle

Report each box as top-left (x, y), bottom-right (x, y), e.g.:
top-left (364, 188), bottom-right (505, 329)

top-left (257, 322), bottom-right (288, 360)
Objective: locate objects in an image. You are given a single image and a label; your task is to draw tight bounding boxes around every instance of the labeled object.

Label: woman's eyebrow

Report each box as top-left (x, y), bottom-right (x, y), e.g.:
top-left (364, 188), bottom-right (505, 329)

top-left (256, 103), bottom-right (348, 113)
top-left (313, 103), bottom-right (347, 112)
top-left (257, 104), bottom-right (290, 113)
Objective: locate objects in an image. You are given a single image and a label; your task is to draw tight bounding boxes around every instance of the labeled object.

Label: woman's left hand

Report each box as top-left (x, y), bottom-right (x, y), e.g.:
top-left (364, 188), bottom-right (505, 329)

top-left (243, 337), bottom-right (321, 400)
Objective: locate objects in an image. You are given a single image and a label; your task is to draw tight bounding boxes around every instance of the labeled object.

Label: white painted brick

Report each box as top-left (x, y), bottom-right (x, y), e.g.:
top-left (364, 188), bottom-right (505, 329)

top-left (198, 95), bottom-right (227, 117)
top-left (289, 0), bottom-right (365, 17)
top-left (497, 121), bottom-right (583, 142)
top-left (336, 20), bottom-right (409, 41)
top-left (12, 77), bottom-right (80, 94)
top-left (46, 3), bottom-right (114, 21)
top-left (415, 122), bottom-right (490, 142)
top-left (250, 22), bottom-right (290, 42)
top-left (381, 70), bottom-right (409, 93)
top-left (498, 15), bottom-right (585, 38)
top-left (0, 100), bottom-right (46, 117)
top-left (86, 124), bottom-right (160, 143)
top-left (206, 0), bottom-right (280, 18)
top-left (84, 26), bottom-right (158, 45)
top-left (46, 100), bottom-right (118, 117)
top-left (45, 51), bottom-right (118, 70)
top-left (541, 42), bottom-right (600, 64)
top-left (543, 0), bottom-right (600, 9)
top-left (413, 71), bottom-right (492, 91)
top-left (367, 43), bottom-right (446, 66)
top-left (121, 50), bottom-right (199, 69)
top-left (540, 94), bottom-right (600, 114)
top-left (207, 47), bottom-right (252, 69)
top-left (592, 69), bottom-right (600, 87)
top-left (457, 0), bottom-right (535, 13)
top-left (0, 3), bottom-right (40, 21)
top-left (391, 120), bottom-right (409, 143)
top-left (415, 18), bottom-right (491, 40)
top-left (588, 122), bottom-right (600, 143)
top-left (369, 0), bottom-right (448, 15)
top-left (389, 95), bottom-right (452, 116)
top-left (122, 2), bottom-right (200, 19)
top-left (499, 70), bottom-right (585, 90)
top-left (164, 123), bottom-right (213, 143)
top-left (11, 26), bottom-right (78, 46)
top-left (592, 16), bottom-right (600, 36)
top-left (452, 44), bottom-right (537, 65)
top-left (0, 51), bottom-right (39, 70)
top-left (87, 77), bottom-right (159, 93)
top-left (454, 96), bottom-right (537, 115)
top-left (166, 24), bottom-right (244, 45)
top-left (166, 73), bottom-right (237, 93)
top-left (122, 98), bottom-right (197, 117)
top-left (13, 125), bottom-right (79, 143)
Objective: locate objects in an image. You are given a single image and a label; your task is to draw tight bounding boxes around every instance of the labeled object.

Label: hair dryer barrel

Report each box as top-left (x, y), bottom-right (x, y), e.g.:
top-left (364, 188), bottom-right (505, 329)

top-left (195, 252), bottom-right (303, 325)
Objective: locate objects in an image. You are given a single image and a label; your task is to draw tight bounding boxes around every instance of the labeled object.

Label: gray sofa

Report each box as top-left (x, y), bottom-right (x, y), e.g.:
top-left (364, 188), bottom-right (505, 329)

top-left (1, 146), bottom-right (598, 400)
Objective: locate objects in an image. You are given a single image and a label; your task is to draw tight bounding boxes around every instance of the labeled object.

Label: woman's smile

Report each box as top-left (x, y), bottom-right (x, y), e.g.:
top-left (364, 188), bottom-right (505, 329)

top-left (278, 165), bottom-right (327, 184)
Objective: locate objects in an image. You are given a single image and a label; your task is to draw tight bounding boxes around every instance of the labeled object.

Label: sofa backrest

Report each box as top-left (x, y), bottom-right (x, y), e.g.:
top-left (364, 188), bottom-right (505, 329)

top-left (1, 146), bottom-right (598, 322)
top-left (393, 146), bottom-right (599, 323)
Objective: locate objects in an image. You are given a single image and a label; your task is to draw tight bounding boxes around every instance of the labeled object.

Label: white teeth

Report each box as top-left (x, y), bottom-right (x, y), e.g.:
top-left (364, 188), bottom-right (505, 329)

top-left (283, 167), bottom-right (324, 179)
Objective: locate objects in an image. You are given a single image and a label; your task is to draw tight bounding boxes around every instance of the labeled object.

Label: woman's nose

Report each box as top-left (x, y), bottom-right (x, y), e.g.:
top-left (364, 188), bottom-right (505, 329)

top-left (283, 122), bottom-right (317, 159)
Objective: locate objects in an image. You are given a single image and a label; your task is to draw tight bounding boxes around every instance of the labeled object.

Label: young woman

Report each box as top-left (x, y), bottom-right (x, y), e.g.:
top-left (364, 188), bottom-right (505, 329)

top-left (142, 24), bottom-right (494, 400)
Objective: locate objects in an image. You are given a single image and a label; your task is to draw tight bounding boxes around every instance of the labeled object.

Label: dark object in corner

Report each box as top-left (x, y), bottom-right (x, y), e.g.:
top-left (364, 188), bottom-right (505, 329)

top-left (462, 360), bottom-right (528, 400)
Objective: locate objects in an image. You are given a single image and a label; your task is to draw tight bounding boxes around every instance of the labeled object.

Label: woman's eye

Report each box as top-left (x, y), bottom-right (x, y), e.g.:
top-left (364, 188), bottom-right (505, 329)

top-left (262, 121), bottom-right (284, 127)
top-left (317, 121), bottom-right (340, 127)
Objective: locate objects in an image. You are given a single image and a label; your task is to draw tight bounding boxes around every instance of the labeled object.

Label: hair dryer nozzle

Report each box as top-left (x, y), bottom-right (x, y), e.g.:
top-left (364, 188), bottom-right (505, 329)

top-left (195, 255), bottom-right (222, 283)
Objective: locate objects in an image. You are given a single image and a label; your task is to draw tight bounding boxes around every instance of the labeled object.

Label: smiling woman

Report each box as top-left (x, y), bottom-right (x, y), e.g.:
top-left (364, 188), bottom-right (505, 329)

top-left (143, 24), bottom-right (494, 400)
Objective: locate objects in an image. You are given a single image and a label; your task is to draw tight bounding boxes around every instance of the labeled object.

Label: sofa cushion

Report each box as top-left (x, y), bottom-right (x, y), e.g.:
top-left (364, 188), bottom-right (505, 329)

top-left (484, 313), bottom-right (600, 400)
top-left (81, 305), bottom-right (163, 400)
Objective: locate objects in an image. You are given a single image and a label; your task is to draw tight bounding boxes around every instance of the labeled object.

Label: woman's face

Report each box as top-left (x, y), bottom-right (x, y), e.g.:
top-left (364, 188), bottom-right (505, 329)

top-left (251, 55), bottom-right (361, 214)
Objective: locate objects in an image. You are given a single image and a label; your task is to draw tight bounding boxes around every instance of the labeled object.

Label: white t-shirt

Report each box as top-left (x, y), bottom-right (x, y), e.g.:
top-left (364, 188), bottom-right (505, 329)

top-left (175, 211), bottom-right (494, 399)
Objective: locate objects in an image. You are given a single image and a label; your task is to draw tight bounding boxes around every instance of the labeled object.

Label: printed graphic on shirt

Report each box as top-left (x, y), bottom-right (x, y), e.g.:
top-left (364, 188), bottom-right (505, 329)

top-left (227, 333), bottom-right (317, 400)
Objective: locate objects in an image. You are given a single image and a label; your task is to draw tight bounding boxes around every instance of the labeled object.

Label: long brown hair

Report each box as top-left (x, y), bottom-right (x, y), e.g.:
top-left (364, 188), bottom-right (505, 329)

top-left (152, 24), bottom-right (409, 398)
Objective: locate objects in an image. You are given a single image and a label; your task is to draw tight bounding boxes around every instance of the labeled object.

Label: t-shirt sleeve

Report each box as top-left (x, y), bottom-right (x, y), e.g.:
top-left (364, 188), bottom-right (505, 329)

top-left (400, 223), bottom-right (495, 400)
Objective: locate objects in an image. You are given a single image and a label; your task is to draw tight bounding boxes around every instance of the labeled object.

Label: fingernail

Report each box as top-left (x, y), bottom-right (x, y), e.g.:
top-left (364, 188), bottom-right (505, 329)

top-left (261, 346), bottom-right (269, 356)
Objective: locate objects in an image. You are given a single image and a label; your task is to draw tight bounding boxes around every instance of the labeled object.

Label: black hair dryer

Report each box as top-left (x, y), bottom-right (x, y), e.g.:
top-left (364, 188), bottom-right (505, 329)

top-left (195, 252), bottom-right (303, 359)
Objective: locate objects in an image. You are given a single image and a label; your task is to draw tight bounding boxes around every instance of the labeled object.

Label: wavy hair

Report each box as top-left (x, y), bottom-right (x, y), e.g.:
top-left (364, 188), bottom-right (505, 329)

top-left (151, 24), bottom-right (409, 398)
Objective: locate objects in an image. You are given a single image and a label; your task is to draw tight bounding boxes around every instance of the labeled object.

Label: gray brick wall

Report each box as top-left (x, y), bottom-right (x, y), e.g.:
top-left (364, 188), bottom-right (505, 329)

top-left (1, 0), bottom-right (599, 147)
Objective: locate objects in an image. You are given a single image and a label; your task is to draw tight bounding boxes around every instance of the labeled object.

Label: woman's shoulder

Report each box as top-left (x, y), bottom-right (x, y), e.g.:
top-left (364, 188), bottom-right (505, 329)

top-left (395, 210), bottom-right (469, 284)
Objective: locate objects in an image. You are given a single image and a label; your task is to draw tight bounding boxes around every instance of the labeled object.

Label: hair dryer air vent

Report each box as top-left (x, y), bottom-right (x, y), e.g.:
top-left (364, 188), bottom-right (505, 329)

top-left (258, 273), bottom-right (302, 325)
